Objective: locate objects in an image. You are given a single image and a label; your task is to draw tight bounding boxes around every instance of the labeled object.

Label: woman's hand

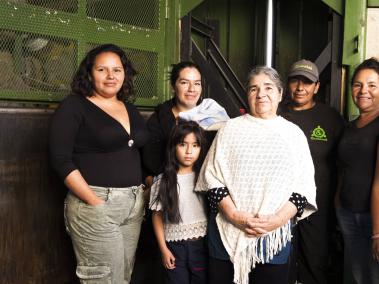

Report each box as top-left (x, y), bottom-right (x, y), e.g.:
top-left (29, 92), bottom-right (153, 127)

top-left (87, 196), bottom-right (105, 206)
top-left (161, 248), bottom-right (176, 269)
top-left (219, 197), bottom-right (296, 238)
top-left (246, 202), bottom-right (297, 237)
top-left (232, 212), bottom-right (283, 237)
top-left (219, 196), bottom-right (261, 236)
top-left (373, 238), bottom-right (379, 262)
top-left (247, 214), bottom-right (283, 234)
top-left (229, 211), bottom-right (262, 236)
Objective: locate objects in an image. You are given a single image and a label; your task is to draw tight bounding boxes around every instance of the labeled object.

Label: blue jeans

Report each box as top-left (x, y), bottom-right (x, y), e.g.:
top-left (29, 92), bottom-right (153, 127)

top-left (64, 185), bottom-right (145, 284)
top-left (336, 207), bottom-right (379, 284)
top-left (166, 238), bottom-right (208, 284)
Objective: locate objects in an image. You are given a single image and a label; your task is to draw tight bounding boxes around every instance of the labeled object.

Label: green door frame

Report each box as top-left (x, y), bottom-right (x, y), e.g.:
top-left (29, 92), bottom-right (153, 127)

top-left (342, 0), bottom-right (367, 119)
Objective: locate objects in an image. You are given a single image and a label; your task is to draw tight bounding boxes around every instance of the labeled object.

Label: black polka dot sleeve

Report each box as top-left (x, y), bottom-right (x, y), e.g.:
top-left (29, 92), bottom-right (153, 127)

top-left (289, 192), bottom-right (308, 217)
top-left (208, 187), bottom-right (229, 213)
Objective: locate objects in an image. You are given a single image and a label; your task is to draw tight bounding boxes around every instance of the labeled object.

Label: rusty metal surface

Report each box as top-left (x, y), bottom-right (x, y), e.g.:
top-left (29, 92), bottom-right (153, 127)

top-left (0, 109), bottom-right (76, 284)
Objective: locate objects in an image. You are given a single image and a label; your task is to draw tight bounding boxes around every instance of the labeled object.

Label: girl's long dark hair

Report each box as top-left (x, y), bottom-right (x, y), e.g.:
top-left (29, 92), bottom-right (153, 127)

top-left (156, 120), bottom-right (206, 223)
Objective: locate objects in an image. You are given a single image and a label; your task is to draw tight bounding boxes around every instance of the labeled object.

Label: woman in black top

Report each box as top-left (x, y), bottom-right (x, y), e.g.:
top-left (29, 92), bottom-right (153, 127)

top-left (142, 61), bottom-right (229, 177)
top-left (143, 61), bottom-right (204, 177)
top-left (49, 44), bottom-right (149, 284)
top-left (336, 58), bottom-right (379, 284)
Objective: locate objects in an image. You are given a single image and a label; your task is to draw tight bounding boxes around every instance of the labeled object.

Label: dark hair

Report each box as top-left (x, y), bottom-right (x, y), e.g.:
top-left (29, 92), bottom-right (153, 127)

top-left (169, 61), bottom-right (202, 87)
top-left (155, 120), bottom-right (206, 223)
top-left (71, 44), bottom-right (137, 101)
top-left (351, 57), bottom-right (379, 85)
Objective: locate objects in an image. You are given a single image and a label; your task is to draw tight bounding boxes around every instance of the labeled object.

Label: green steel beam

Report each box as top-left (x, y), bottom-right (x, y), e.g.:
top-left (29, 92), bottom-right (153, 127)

top-left (156, 0), bottom-right (182, 103)
top-left (0, 90), bottom-right (67, 102)
top-left (342, 0), bottom-right (367, 119)
top-left (368, 0), bottom-right (379, 7)
top-left (0, 3), bottom-right (82, 40)
top-left (321, 0), bottom-right (343, 15)
top-left (179, 0), bottom-right (205, 18)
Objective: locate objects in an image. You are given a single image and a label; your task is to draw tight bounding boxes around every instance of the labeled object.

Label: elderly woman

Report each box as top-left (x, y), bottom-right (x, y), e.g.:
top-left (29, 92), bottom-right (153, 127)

top-left (49, 44), bottom-right (149, 283)
top-left (336, 58), bottom-right (379, 284)
top-left (196, 66), bottom-right (317, 284)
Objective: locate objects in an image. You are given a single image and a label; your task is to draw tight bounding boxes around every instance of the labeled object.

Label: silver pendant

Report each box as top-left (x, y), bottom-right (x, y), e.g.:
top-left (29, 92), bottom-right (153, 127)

top-left (128, 139), bottom-right (134, 147)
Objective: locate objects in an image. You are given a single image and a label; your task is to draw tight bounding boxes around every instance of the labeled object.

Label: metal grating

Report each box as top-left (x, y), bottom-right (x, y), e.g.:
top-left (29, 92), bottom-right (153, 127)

top-left (86, 0), bottom-right (160, 30)
top-left (0, 29), bottom-right (76, 95)
top-left (87, 44), bottom-right (158, 100)
top-left (3, 0), bottom-right (78, 13)
top-left (0, 0), bottom-right (167, 104)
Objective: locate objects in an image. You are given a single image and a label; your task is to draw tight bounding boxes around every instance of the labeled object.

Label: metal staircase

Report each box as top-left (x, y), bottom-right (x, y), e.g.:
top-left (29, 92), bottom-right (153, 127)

top-left (180, 14), bottom-right (248, 118)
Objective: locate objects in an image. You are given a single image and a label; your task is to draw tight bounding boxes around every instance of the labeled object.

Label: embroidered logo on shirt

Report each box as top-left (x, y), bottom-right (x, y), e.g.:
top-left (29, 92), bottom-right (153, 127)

top-left (310, 125), bottom-right (327, 141)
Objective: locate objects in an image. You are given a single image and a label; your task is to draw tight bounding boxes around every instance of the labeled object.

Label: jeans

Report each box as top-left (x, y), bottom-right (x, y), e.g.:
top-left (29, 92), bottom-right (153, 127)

top-left (166, 238), bottom-right (208, 284)
top-left (64, 185), bottom-right (145, 284)
top-left (336, 206), bottom-right (379, 284)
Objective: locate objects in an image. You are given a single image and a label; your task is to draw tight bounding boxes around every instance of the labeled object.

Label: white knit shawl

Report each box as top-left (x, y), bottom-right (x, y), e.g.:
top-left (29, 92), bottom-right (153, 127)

top-left (195, 114), bottom-right (317, 284)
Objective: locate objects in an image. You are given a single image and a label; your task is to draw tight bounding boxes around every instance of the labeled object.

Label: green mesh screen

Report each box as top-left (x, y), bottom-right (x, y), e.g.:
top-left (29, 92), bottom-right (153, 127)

top-left (127, 49), bottom-right (159, 100)
top-left (0, 0), bottom-right (167, 105)
top-left (0, 29), bottom-right (76, 95)
top-left (87, 44), bottom-right (158, 100)
top-left (86, 0), bottom-right (160, 30)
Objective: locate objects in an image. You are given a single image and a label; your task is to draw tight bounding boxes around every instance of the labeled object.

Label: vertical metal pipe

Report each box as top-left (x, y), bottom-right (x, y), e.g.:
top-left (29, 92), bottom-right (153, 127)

top-left (265, 0), bottom-right (274, 67)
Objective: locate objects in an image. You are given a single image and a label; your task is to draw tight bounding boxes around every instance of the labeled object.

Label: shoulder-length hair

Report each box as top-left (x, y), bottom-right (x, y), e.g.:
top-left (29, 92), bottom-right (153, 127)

top-left (71, 44), bottom-right (137, 101)
top-left (156, 120), bottom-right (207, 223)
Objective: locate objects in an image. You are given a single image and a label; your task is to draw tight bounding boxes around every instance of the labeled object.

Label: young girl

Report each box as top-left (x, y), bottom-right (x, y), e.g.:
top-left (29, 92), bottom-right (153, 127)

top-left (150, 120), bottom-right (208, 284)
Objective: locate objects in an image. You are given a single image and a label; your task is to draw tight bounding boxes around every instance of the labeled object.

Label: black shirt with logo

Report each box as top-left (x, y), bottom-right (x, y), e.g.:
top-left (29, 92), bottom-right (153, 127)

top-left (280, 102), bottom-right (345, 212)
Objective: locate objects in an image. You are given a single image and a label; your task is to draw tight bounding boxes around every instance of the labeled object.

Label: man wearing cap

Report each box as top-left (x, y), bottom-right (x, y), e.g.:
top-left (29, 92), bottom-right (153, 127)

top-left (280, 59), bottom-right (345, 284)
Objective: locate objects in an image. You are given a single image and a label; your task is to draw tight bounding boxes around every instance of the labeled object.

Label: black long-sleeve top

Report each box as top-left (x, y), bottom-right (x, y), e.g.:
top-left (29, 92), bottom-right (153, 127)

top-left (142, 99), bottom-right (176, 176)
top-left (49, 94), bottom-right (150, 187)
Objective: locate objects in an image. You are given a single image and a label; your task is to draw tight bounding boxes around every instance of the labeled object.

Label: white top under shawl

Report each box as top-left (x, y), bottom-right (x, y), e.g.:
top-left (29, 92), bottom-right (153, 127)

top-left (150, 172), bottom-right (207, 242)
top-left (196, 114), bottom-right (317, 284)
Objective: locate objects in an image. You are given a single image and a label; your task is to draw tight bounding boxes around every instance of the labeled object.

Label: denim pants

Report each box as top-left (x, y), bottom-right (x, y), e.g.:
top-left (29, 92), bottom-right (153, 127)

top-left (336, 206), bottom-right (379, 284)
top-left (64, 185), bottom-right (145, 284)
top-left (166, 237), bottom-right (208, 284)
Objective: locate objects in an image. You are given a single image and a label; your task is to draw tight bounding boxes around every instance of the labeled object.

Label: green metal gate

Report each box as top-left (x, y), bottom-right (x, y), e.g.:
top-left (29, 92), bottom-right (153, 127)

top-left (0, 0), bottom-right (178, 107)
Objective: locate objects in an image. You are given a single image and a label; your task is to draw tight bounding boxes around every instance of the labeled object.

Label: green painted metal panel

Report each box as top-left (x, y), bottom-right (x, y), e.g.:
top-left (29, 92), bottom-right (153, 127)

top-left (342, 0), bottom-right (367, 119)
top-left (321, 0), bottom-right (343, 15)
top-left (0, 0), bottom-right (177, 108)
top-left (368, 0), bottom-right (379, 7)
top-left (228, 0), bottom-right (255, 81)
top-left (179, 0), bottom-right (205, 18)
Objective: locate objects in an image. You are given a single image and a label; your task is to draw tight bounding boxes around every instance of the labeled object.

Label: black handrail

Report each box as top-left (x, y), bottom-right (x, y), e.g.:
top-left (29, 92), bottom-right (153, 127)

top-left (183, 15), bottom-right (248, 115)
top-left (191, 40), bottom-right (243, 117)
